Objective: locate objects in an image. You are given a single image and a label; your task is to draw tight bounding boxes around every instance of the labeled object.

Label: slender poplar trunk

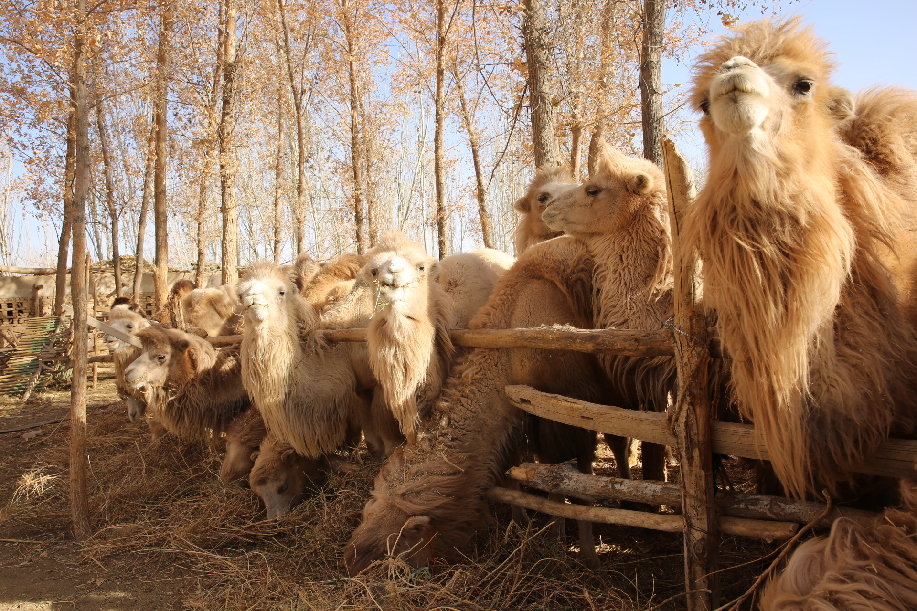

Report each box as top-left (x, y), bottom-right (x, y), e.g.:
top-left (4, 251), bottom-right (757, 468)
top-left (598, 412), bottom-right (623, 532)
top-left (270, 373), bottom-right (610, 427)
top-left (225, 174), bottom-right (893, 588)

top-left (54, 114), bottom-right (76, 315)
top-left (95, 96), bottom-right (121, 296)
top-left (153, 5), bottom-right (172, 312)
top-left (640, 0), bottom-right (665, 166)
top-left (219, 0), bottom-right (239, 285)
top-left (521, 0), bottom-right (559, 168)
top-left (452, 62), bottom-right (493, 249)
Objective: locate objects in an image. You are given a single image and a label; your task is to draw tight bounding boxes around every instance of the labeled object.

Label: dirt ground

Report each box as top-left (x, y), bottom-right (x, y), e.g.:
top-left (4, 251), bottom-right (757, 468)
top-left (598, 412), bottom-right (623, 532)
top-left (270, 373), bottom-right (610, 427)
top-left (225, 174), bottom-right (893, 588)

top-left (0, 369), bottom-right (776, 610)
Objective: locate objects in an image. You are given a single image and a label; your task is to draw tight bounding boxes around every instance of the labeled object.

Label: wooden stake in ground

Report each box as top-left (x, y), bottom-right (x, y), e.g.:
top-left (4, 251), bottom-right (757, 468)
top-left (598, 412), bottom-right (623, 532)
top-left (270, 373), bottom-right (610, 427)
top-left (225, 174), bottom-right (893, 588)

top-left (662, 136), bottom-right (716, 610)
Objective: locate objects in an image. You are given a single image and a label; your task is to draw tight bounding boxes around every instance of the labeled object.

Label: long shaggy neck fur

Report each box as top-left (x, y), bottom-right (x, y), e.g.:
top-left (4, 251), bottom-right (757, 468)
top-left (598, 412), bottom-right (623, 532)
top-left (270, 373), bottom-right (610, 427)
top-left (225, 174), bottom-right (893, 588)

top-left (686, 97), bottom-right (917, 498)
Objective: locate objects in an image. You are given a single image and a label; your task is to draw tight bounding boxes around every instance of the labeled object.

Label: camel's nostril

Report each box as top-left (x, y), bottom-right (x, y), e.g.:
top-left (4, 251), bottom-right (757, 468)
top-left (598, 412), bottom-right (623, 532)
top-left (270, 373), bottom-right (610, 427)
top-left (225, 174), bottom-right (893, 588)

top-left (721, 56), bottom-right (755, 72)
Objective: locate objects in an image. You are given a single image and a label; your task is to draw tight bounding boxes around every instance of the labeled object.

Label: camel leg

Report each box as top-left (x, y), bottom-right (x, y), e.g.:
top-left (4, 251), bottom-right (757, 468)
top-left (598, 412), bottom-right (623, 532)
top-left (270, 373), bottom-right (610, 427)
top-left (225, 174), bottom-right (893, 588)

top-left (604, 433), bottom-right (631, 479)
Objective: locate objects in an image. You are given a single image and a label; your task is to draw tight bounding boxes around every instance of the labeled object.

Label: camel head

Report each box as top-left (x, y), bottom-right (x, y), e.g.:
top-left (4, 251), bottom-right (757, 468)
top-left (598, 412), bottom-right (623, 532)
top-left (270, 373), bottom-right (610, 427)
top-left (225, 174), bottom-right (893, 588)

top-left (344, 496), bottom-right (433, 576)
top-left (124, 326), bottom-right (217, 391)
top-left (542, 145), bottom-right (666, 238)
top-left (248, 434), bottom-right (328, 520)
top-left (691, 18), bottom-right (848, 155)
top-left (512, 165), bottom-right (576, 253)
top-left (362, 231), bottom-right (440, 310)
top-left (237, 261), bottom-right (306, 327)
top-left (220, 437), bottom-right (258, 486)
top-left (104, 307), bottom-right (149, 352)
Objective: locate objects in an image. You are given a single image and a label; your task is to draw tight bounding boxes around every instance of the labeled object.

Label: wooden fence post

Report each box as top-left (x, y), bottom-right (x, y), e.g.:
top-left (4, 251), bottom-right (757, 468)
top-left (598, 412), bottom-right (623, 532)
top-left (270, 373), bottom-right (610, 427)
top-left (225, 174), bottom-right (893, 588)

top-left (662, 136), bottom-right (718, 610)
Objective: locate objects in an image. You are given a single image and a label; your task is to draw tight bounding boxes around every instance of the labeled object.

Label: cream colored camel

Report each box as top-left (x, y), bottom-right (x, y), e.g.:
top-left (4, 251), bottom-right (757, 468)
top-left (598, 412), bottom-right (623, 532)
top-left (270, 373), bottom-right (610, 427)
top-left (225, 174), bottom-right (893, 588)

top-left (684, 18), bottom-right (917, 499)
top-left (105, 305), bottom-right (150, 423)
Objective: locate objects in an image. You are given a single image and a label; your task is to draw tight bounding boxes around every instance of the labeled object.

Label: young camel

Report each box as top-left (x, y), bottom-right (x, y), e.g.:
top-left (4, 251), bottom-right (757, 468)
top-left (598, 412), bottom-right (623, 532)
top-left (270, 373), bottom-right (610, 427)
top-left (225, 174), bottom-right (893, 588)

top-left (683, 18), bottom-right (917, 499)
top-left (512, 166), bottom-right (575, 255)
top-left (542, 144), bottom-right (676, 484)
top-left (345, 235), bottom-right (605, 574)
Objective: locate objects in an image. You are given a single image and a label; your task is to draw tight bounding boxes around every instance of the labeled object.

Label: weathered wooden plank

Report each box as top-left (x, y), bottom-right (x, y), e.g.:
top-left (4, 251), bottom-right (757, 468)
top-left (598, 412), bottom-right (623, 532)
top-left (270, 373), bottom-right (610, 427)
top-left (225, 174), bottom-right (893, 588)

top-left (507, 462), bottom-right (878, 527)
top-left (487, 486), bottom-right (798, 541)
top-left (505, 385), bottom-right (917, 480)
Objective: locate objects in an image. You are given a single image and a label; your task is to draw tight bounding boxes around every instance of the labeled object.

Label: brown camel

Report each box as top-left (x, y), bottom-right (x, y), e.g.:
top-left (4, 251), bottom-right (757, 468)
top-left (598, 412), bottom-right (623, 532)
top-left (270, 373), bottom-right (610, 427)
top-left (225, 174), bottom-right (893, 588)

top-left (219, 407), bottom-right (267, 485)
top-left (248, 431), bottom-right (331, 520)
top-left (123, 326), bottom-right (250, 442)
top-left (683, 18), bottom-right (917, 499)
top-left (512, 166), bottom-right (575, 255)
top-left (300, 253), bottom-right (366, 314)
top-left (345, 235), bottom-right (605, 574)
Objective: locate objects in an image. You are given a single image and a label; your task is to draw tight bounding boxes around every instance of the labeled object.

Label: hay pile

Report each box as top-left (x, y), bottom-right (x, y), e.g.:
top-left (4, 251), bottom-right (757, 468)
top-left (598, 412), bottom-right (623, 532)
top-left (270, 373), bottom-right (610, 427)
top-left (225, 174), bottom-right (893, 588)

top-left (0, 379), bottom-right (774, 610)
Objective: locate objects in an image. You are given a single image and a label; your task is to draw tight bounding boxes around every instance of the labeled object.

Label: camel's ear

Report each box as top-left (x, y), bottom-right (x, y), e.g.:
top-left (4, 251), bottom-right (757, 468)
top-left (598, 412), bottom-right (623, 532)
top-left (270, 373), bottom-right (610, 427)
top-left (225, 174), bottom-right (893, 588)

top-left (403, 515), bottom-right (431, 536)
top-left (587, 123), bottom-right (607, 178)
top-left (175, 338), bottom-right (191, 353)
top-left (513, 196), bottom-right (530, 213)
top-left (825, 86), bottom-right (854, 123)
top-left (250, 450), bottom-right (260, 463)
top-left (626, 171), bottom-right (654, 195)
top-left (280, 448), bottom-right (296, 465)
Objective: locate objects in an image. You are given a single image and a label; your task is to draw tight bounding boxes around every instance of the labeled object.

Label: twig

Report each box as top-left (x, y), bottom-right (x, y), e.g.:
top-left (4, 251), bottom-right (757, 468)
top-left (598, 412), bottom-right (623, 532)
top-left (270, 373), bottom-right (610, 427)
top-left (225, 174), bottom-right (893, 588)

top-left (0, 418), bottom-right (68, 434)
top-left (714, 491), bottom-right (834, 611)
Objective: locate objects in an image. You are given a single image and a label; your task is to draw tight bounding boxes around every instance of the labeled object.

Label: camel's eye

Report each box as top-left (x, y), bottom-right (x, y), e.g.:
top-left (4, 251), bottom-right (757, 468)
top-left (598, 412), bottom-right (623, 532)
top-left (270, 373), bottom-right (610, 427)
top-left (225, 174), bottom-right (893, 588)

top-left (418, 265), bottom-right (425, 272)
top-left (793, 79), bottom-right (814, 96)
top-left (371, 269), bottom-right (377, 277)
top-left (126, 324), bottom-right (133, 330)
top-left (278, 483), bottom-right (288, 494)
top-left (586, 187), bottom-right (601, 197)
top-left (278, 289), bottom-right (286, 297)
top-left (156, 354), bottom-right (167, 363)
top-left (537, 193), bottom-right (549, 203)
top-left (699, 99), bottom-right (710, 115)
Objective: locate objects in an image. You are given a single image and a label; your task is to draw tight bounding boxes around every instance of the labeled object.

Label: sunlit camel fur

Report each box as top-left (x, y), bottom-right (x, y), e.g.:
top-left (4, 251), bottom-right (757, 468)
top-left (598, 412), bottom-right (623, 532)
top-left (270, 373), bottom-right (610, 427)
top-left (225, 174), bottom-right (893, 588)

top-left (345, 236), bottom-right (605, 575)
top-left (512, 166), bottom-right (576, 255)
top-left (300, 253), bottom-right (366, 314)
top-left (436, 248), bottom-right (515, 328)
top-left (683, 18), bottom-right (917, 499)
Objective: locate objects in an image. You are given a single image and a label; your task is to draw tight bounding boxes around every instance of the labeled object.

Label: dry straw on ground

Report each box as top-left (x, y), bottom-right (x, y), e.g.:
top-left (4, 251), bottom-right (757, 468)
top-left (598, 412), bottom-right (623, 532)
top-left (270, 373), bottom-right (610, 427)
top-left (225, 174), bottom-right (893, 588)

top-left (0, 377), bottom-right (776, 610)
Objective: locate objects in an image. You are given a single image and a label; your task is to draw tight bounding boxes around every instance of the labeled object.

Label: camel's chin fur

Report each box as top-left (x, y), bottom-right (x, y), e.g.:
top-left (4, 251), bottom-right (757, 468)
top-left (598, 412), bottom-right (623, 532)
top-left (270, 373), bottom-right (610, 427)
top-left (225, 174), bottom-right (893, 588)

top-left (247, 305), bottom-right (269, 323)
top-left (710, 93), bottom-right (770, 135)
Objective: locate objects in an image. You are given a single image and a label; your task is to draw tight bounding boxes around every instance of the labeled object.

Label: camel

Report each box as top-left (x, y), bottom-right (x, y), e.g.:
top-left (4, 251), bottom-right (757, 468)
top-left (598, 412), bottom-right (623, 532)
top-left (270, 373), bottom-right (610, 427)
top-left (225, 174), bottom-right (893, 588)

top-left (437, 248), bottom-right (515, 328)
top-left (542, 143), bottom-right (676, 483)
top-left (248, 431), bottom-right (331, 519)
top-left (123, 326), bottom-right (250, 442)
top-left (760, 479), bottom-right (917, 610)
top-left (238, 261), bottom-right (391, 460)
top-left (168, 280), bottom-right (195, 328)
top-left (104, 305), bottom-right (151, 423)
top-left (512, 166), bottom-right (575, 255)
top-left (345, 235), bottom-right (605, 575)
top-left (179, 284), bottom-right (243, 337)
top-left (219, 407), bottom-right (267, 485)
top-left (299, 253), bottom-right (366, 313)
top-left (683, 18), bottom-right (917, 499)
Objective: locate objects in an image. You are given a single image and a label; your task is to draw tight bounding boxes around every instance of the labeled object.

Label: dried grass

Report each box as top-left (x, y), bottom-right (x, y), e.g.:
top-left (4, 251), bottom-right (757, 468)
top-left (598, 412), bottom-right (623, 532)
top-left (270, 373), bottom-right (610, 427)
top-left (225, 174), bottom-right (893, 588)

top-left (0, 379), bottom-right (775, 610)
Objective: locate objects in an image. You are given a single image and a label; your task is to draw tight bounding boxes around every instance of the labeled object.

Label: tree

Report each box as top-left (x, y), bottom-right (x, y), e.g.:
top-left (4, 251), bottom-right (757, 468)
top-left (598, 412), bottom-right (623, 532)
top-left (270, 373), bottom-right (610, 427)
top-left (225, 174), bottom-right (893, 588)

top-left (521, 0), bottom-right (559, 168)
top-left (640, 0), bottom-right (665, 166)
top-left (219, 0), bottom-right (239, 285)
top-left (153, 3), bottom-right (172, 312)
top-left (95, 95), bottom-right (122, 296)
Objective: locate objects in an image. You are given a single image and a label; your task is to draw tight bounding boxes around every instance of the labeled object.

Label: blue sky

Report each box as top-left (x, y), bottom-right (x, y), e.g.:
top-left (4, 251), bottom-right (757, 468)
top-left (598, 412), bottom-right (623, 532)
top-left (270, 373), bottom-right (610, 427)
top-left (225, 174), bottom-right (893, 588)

top-left (663, 0), bottom-right (917, 170)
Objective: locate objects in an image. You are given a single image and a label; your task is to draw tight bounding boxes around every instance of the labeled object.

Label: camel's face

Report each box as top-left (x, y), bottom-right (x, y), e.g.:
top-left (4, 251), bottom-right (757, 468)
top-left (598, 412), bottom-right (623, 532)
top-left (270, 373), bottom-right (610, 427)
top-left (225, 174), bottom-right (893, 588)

top-left (105, 309), bottom-right (148, 351)
top-left (344, 496), bottom-right (433, 576)
top-left (542, 149), bottom-right (662, 237)
top-left (124, 342), bottom-right (177, 390)
top-left (237, 276), bottom-right (291, 325)
top-left (249, 448), bottom-right (327, 520)
top-left (691, 20), bottom-right (836, 149)
top-left (363, 248), bottom-right (439, 306)
top-left (516, 180), bottom-right (578, 217)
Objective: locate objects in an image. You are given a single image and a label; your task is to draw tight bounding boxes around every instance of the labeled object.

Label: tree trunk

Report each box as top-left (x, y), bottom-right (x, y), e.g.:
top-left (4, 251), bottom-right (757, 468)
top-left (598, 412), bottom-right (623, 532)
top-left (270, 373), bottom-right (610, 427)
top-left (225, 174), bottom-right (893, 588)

top-left (340, 0), bottom-right (365, 254)
top-left (433, 0), bottom-right (448, 258)
top-left (133, 122), bottom-right (154, 300)
top-left (273, 84), bottom-right (284, 263)
top-left (153, 5), bottom-right (172, 312)
top-left (452, 62), bottom-right (493, 249)
top-left (95, 96), bottom-right (121, 297)
top-left (521, 0), bottom-right (559, 168)
top-left (219, 0), bottom-right (239, 285)
top-left (69, 0), bottom-right (91, 540)
top-left (54, 113), bottom-right (76, 316)
top-left (276, 0), bottom-right (310, 254)
top-left (640, 0), bottom-right (665, 167)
